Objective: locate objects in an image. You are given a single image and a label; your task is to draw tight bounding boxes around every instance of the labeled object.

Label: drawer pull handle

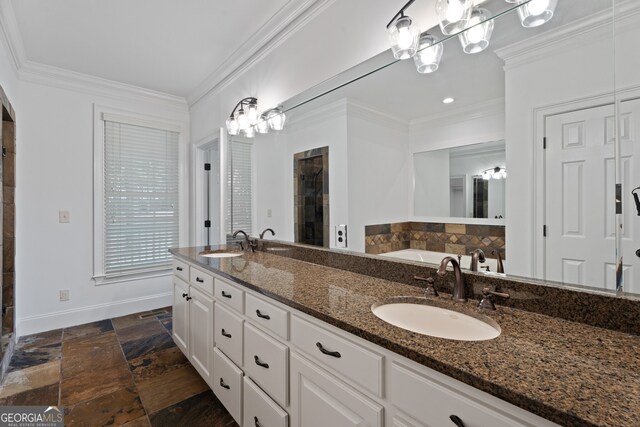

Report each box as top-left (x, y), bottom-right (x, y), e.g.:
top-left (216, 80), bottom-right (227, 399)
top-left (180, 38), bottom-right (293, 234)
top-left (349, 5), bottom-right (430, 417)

top-left (449, 415), bottom-right (466, 427)
top-left (185, 296), bottom-right (192, 301)
top-left (196, 277), bottom-right (204, 283)
top-left (176, 266), bottom-right (183, 271)
top-left (316, 342), bottom-right (341, 358)
top-left (256, 309), bottom-right (270, 320)
top-left (254, 355), bottom-right (269, 369)
top-left (182, 293), bottom-right (188, 298)
top-left (221, 329), bottom-right (232, 338)
top-left (221, 291), bottom-right (232, 298)
top-left (219, 378), bottom-right (230, 390)
top-left (254, 416), bottom-right (263, 427)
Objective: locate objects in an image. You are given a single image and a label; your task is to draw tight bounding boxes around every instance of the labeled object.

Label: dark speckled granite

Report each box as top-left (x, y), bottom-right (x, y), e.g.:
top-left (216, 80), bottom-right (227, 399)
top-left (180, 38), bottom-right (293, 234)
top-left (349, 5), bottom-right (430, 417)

top-left (171, 244), bottom-right (640, 427)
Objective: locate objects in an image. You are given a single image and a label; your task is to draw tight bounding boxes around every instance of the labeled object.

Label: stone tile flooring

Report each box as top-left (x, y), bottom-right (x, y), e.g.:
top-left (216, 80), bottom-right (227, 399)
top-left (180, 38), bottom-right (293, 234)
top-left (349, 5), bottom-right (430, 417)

top-left (0, 307), bottom-right (238, 426)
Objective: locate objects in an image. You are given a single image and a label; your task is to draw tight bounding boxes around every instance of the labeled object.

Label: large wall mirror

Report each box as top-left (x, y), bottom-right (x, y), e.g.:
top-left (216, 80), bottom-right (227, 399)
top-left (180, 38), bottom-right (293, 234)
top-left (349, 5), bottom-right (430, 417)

top-left (251, 0), bottom-right (640, 296)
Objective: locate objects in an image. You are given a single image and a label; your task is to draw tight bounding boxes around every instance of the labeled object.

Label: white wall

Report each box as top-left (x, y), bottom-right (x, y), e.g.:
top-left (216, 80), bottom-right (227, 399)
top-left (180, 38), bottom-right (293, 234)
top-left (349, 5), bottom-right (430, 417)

top-left (16, 79), bottom-right (189, 336)
top-left (414, 150), bottom-right (450, 217)
top-left (0, 20), bottom-right (18, 106)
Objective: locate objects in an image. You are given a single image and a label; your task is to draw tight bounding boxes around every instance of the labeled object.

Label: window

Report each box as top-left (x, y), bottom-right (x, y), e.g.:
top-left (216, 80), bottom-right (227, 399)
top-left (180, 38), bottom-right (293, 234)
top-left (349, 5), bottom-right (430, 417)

top-left (226, 139), bottom-right (253, 236)
top-left (94, 108), bottom-right (184, 283)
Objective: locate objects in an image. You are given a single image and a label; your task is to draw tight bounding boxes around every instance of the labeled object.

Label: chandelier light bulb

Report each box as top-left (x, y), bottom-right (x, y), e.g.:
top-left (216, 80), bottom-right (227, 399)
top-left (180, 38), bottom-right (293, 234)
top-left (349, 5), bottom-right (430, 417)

top-left (388, 15), bottom-right (420, 60)
top-left (458, 7), bottom-right (494, 54)
top-left (414, 34), bottom-right (443, 74)
top-left (235, 108), bottom-right (249, 131)
top-left (243, 126), bottom-right (255, 138)
top-left (226, 116), bottom-right (239, 135)
top-left (267, 108), bottom-right (286, 131)
top-left (246, 100), bottom-right (260, 125)
top-left (255, 115), bottom-right (270, 134)
top-left (446, 0), bottom-right (464, 23)
top-left (516, 0), bottom-right (557, 28)
top-left (436, 0), bottom-right (472, 35)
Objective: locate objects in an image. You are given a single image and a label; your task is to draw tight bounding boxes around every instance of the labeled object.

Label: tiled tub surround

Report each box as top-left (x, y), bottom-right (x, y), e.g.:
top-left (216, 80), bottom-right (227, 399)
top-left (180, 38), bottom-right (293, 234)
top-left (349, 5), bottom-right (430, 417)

top-left (365, 221), bottom-right (506, 259)
top-left (172, 245), bottom-right (640, 427)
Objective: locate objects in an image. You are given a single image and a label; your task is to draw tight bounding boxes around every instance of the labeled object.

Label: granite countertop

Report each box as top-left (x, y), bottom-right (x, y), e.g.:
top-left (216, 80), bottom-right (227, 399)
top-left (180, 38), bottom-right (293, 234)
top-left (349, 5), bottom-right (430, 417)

top-left (170, 246), bottom-right (640, 427)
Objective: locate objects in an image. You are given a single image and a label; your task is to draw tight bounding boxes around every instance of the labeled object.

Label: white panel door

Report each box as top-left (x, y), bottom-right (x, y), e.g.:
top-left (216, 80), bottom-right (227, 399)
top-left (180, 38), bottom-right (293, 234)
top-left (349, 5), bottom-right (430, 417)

top-left (173, 277), bottom-right (189, 355)
top-left (188, 286), bottom-right (215, 387)
top-left (619, 98), bottom-right (640, 293)
top-left (545, 105), bottom-right (616, 287)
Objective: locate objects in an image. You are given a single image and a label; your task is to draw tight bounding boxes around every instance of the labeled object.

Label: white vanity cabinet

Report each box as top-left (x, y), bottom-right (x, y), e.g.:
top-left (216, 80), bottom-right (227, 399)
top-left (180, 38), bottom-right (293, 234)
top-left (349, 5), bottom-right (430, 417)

top-left (171, 266), bottom-right (215, 389)
top-left (172, 256), bottom-right (561, 427)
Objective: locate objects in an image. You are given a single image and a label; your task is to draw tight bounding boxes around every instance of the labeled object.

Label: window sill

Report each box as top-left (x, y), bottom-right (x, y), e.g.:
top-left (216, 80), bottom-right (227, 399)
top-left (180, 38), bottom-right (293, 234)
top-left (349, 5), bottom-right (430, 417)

top-left (93, 268), bottom-right (172, 286)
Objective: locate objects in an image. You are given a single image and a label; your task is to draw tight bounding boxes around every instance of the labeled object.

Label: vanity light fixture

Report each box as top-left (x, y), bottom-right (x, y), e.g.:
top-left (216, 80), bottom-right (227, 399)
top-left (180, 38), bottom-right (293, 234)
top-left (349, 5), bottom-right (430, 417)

top-left (435, 0), bottom-right (473, 35)
top-left (225, 98), bottom-right (287, 137)
top-left (505, 0), bottom-right (557, 28)
top-left (459, 7), bottom-right (494, 54)
top-left (482, 166), bottom-right (507, 180)
top-left (414, 34), bottom-right (443, 73)
top-left (442, 97), bottom-right (455, 104)
top-left (386, 0), bottom-right (421, 60)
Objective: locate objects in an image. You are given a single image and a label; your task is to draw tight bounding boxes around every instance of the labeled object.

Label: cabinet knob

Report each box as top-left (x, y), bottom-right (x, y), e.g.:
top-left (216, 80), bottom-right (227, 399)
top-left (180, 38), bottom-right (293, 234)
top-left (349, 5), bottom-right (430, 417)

top-left (256, 309), bottom-right (270, 320)
top-left (221, 329), bottom-right (232, 338)
top-left (254, 355), bottom-right (269, 369)
top-left (219, 378), bottom-right (230, 390)
top-left (254, 416), bottom-right (263, 427)
top-left (176, 266), bottom-right (183, 271)
top-left (316, 342), bottom-right (341, 358)
top-left (182, 293), bottom-right (188, 298)
top-left (196, 277), bottom-right (204, 283)
top-left (221, 291), bottom-right (232, 298)
top-left (449, 415), bottom-right (466, 427)
top-left (185, 296), bottom-right (192, 301)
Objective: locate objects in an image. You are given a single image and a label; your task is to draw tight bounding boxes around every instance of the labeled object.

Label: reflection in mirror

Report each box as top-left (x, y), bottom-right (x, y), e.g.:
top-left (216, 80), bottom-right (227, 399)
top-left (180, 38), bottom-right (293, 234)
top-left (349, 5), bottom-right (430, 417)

top-left (414, 141), bottom-right (506, 219)
top-left (251, 0), bottom-right (640, 295)
top-left (294, 147), bottom-right (329, 247)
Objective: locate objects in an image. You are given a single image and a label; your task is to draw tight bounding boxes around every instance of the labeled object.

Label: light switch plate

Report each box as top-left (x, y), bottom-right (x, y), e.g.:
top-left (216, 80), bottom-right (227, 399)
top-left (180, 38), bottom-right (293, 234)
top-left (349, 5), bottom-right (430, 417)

top-left (59, 210), bottom-right (70, 223)
top-left (335, 224), bottom-right (347, 248)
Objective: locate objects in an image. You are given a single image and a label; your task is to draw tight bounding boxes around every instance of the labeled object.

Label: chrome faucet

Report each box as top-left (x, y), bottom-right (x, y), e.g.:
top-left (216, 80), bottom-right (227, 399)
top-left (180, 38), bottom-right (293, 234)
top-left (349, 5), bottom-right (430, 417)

top-left (259, 228), bottom-right (275, 239)
top-left (469, 249), bottom-right (486, 272)
top-left (492, 249), bottom-right (505, 274)
top-left (232, 230), bottom-right (256, 252)
top-left (437, 256), bottom-right (466, 302)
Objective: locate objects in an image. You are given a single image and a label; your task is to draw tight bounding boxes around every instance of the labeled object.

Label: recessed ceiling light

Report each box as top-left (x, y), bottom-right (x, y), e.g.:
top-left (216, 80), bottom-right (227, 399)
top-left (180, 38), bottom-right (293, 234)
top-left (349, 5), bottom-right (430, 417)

top-left (442, 97), bottom-right (455, 104)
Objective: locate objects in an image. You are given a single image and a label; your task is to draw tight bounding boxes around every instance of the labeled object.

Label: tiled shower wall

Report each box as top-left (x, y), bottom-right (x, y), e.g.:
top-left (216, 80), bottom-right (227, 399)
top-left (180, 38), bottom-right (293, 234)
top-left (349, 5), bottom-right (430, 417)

top-left (364, 222), bottom-right (505, 259)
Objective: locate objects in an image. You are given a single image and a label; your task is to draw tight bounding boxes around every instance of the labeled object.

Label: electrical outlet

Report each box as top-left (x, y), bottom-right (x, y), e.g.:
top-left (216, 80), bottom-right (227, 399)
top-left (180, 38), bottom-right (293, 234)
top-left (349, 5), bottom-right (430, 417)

top-left (59, 289), bottom-right (70, 301)
top-left (59, 210), bottom-right (70, 223)
top-left (335, 224), bottom-right (348, 248)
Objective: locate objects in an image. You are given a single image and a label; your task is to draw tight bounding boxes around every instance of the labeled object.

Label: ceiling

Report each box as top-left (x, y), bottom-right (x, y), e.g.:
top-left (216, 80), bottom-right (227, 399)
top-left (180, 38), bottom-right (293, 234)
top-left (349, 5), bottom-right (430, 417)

top-left (9, 0), bottom-right (293, 98)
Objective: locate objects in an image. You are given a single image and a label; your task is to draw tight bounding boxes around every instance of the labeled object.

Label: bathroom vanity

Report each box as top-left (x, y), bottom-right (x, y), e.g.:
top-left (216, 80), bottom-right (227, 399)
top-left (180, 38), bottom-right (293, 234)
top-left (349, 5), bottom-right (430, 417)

top-left (171, 244), bottom-right (639, 427)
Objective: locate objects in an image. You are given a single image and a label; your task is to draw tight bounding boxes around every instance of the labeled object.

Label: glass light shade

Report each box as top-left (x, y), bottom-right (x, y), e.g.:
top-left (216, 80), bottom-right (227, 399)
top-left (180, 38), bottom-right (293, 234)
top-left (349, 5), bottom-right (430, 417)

top-left (246, 101), bottom-right (260, 125)
top-left (226, 116), bottom-right (239, 135)
top-left (243, 126), bottom-right (255, 138)
top-left (255, 115), bottom-right (269, 134)
top-left (516, 0), bottom-right (557, 28)
top-left (458, 8), bottom-right (494, 54)
top-left (482, 171), bottom-right (491, 180)
top-left (436, 0), bottom-right (473, 35)
top-left (235, 108), bottom-right (249, 130)
top-left (267, 108), bottom-right (286, 131)
top-left (414, 34), bottom-right (443, 74)
top-left (388, 15), bottom-right (420, 60)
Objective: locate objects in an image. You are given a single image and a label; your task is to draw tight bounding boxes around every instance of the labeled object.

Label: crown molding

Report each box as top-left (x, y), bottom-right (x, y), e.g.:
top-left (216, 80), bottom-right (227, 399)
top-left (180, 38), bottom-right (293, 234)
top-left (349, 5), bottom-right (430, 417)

top-left (495, 0), bottom-right (640, 71)
top-left (187, 0), bottom-right (336, 107)
top-left (0, 0), bottom-right (26, 71)
top-left (285, 97), bottom-right (347, 132)
top-left (346, 99), bottom-right (408, 132)
top-left (19, 60), bottom-right (188, 111)
top-left (410, 97), bottom-right (505, 131)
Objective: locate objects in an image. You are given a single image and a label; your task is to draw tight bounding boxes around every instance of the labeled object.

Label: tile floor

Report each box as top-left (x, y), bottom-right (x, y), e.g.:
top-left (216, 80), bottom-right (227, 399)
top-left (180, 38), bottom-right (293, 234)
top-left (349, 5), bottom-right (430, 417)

top-left (0, 307), bottom-right (238, 426)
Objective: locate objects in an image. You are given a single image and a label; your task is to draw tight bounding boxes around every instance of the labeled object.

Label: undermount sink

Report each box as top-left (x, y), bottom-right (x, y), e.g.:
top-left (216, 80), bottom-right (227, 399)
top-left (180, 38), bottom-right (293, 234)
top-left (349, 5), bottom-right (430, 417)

top-left (199, 250), bottom-right (243, 258)
top-left (371, 301), bottom-right (501, 341)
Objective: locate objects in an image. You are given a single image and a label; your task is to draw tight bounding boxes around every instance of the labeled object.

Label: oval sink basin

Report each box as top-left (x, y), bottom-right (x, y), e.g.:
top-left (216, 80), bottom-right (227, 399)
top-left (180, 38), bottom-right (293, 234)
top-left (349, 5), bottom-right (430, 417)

top-left (371, 302), bottom-right (500, 341)
top-left (199, 250), bottom-right (243, 258)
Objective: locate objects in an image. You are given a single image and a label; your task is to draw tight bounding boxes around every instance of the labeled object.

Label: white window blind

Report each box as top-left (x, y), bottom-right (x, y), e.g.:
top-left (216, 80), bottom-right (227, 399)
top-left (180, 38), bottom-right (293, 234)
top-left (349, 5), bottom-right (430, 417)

top-left (227, 140), bottom-right (253, 236)
top-left (104, 120), bottom-right (180, 276)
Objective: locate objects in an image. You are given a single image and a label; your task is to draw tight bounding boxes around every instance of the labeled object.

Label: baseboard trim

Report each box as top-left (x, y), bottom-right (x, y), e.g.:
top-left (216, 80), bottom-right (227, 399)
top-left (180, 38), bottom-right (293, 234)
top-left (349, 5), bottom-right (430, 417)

top-left (16, 292), bottom-right (172, 338)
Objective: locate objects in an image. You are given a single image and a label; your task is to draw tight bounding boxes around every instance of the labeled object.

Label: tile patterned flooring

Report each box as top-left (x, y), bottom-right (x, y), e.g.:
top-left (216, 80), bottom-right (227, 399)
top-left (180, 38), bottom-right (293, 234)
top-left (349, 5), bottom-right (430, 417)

top-left (0, 307), bottom-right (238, 426)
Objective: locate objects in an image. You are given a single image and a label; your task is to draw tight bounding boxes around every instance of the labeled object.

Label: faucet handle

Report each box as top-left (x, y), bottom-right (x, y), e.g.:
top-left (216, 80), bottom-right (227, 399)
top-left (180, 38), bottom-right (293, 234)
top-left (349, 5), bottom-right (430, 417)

top-left (478, 287), bottom-right (510, 310)
top-left (414, 276), bottom-right (438, 297)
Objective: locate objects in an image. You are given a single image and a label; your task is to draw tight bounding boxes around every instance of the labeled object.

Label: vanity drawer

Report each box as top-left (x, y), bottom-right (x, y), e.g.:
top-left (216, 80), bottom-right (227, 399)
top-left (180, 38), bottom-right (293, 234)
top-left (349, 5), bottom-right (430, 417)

top-left (246, 293), bottom-right (289, 340)
top-left (189, 267), bottom-right (214, 295)
top-left (244, 323), bottom-right (288, 408)
top-left (390, 361), bottom-right (557, 427)
top-left (215, 279), bottom-right (244, 314)
top-left (214, 303), bottom-right (244, 367)
top-left (290, 315), bottom-right (383, 397)
top-left (213, 348), bottom-right (243, 426)
top-left (172, 259), bottom-right (189, 282)
top-left (244, 376), bottom-right (288, 427)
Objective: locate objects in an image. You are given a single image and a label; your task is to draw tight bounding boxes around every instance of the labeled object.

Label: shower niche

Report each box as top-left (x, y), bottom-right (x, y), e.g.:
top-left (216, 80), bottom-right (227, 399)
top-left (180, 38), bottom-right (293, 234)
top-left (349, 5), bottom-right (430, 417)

top-left (294, 147), bottom-right (329, 247)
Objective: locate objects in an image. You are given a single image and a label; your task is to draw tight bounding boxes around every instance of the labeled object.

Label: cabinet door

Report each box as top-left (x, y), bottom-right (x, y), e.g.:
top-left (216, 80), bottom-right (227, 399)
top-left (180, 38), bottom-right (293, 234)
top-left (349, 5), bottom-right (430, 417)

top-left (189, 286), bottom-right (215, 387)
top-left (290, 352), bottom-right (383, 427)
top-left (173, 277), bottom-right (189, 355)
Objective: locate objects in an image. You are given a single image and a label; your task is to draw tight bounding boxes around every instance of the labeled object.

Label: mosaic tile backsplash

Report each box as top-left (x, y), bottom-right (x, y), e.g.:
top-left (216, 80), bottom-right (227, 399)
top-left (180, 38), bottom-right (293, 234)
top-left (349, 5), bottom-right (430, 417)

top-left (365, 221), bottom-right (505, 259)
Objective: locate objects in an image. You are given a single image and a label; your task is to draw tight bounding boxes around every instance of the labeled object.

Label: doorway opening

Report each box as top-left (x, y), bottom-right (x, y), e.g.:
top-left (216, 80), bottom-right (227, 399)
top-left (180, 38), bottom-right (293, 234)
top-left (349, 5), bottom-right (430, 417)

top-left (294, 147), bottom-right (329, 247)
